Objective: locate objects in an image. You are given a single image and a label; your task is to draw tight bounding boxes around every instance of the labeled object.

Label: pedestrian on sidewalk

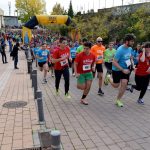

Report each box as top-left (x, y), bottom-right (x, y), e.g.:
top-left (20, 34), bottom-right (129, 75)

top-left (12, 42), bottom-right (20, 69)
top-left (74, 42), bottom-right (96, 105)
top-left (130, 42), bottom-right (150, 104)
top-left (0, 36), bottom-right (8, 64)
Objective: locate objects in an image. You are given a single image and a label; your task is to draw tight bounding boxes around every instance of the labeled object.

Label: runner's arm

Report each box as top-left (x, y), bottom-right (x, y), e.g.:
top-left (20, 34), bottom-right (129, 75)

top-left (140, 48), bottom-right (145, 62)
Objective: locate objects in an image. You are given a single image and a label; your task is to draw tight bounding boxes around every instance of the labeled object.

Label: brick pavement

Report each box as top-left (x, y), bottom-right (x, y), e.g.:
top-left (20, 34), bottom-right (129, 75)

top-left (37, 65), bottom-right (150, 150)
top-left (0, 51), bottom-right (40, 150)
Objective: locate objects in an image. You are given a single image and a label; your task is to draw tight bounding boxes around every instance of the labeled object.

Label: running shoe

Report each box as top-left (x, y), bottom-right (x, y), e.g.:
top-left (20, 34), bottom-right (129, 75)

top-left (42, 79), bottom-right (47, 84)
top-left (129, 85), bottom-right (134, 93)
top-left (80, 99), bottom-right (88, 105)
top-left (98, 89), bottom-right (104, 96)
top-left (56, 89), bottom-right (59, 96)
top-left (137, 99), bottom-right (144, 105)
top-left (65, 93), bottom-right (71, 99)
top-left (104, 74), bottom-right (111, 85)
top-left (115, 100), bottom-right (124, 107)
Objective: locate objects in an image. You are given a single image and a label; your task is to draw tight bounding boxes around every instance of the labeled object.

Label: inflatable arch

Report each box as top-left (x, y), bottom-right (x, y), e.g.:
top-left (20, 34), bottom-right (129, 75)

top-left (22, 15), bottom-right (72, 44)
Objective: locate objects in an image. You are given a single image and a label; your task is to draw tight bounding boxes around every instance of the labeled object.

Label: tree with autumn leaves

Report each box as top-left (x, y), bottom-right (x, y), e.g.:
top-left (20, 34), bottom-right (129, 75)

top-left (15, 0), bottom-right (46, 22)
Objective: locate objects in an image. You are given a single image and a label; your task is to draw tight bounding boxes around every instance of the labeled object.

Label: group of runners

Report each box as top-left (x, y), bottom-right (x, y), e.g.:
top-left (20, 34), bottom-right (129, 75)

top-left (1, 30), bottom-right (149, 107)
top-left (32, 33), bottom-right (150, 107)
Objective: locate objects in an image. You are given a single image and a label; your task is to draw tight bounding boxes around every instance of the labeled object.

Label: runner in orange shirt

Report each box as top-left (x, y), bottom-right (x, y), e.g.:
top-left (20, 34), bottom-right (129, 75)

top-left (91, 37), bottom-right (105, 96)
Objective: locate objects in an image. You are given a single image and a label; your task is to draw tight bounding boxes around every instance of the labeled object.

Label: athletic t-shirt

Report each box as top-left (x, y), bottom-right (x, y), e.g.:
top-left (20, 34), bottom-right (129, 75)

top-left (112, 45), bottom-right (132, 71)
top-left (36, 49), bottom-right (49, 62)
top-left (33, 47), bottom-right (39, 55)
top-left (136, 53), bottom-right (150, 76)
top-left (104, 48), bottom-right (116, 63)
top-left (76, 45), bottom-right (84, 54)
top-left (91, 45), bottom-right (105, 64)
top-left (75, 52), bottom-right (96, 74)
top-left (70, 47), bottom-right (77, 58)
top-left (53, 47), bottom-right (70, 70)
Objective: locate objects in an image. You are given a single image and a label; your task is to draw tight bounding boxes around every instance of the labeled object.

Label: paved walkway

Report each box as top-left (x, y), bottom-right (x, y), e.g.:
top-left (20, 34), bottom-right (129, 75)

top-left (1, 50), bottom-right (150, 150)
top-left (0, 51), bottom-right (40, 150)
top-left (37, 65), bottom-right (150, 150)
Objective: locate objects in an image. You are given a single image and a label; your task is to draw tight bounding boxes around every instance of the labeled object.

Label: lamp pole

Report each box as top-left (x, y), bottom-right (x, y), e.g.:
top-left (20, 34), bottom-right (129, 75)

top-left (8, 1), bottom-right (11, 16)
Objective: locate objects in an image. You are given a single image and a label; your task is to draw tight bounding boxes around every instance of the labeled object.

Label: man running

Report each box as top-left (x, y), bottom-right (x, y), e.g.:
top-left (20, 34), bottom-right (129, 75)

top-left (105, 34), bottom-right (135, 107)
top-left (91, 37), bottom-right (105, 96)
top-left (74, 42), bottom-right (96, 105)
top-left (104, 42), bottom-right (116, 85)
top-left (76, 38), bottom-right (88, 54)
top-left (36, 43), bottom-right (50, 84)
top-left (52, 37), bottom-right (71, 99)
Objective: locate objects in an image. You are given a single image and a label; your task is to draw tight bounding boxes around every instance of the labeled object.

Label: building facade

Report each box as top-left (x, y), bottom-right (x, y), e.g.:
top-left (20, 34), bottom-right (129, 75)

top-left (0, 8), bottom-right (4, 29)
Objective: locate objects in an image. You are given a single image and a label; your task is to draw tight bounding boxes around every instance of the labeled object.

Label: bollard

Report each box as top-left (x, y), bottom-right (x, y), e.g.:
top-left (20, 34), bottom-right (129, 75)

top-left (51, 130), bottom-right (61, 150)
top-left (32, 70), bottom-right (37, 99)
top-left (37, 90), bottom-right (42, 99)
top-left (30, 64), bottom-right (32, 80)
top-left (27, 59), bottom-right (32, 74)
top-left (37, 97), bottom-right (45, 122)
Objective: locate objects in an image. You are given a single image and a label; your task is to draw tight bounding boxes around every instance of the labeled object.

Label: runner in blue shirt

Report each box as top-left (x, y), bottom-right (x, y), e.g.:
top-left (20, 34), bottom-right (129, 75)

top-left (36, 43), bottom-right (50, 84)
top-left (70, 44), bottom-right (77, 76)
top-left (105, 34), bottom-right (135, 107)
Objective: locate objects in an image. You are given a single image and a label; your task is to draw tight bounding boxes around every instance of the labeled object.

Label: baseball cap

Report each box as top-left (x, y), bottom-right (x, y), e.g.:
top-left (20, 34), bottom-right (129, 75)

top-left (96, 37), bottom-right (103, 42)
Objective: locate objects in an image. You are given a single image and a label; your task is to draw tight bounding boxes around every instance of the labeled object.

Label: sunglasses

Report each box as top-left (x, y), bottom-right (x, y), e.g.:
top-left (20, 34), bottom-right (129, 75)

top-left (97, 41), bottom-right (103, 43)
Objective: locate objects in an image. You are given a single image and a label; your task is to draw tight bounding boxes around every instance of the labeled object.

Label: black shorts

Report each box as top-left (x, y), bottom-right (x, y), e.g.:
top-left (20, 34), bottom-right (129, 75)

top-left (38, 61), bottom-right (47, 67)
top-left (105, 62), bottom-right (112, 71)
top-left (96, 64), bottom-right (103, 73)
top-left (72, 58), bottom-right (75, 64)
top-left (48, 62), bottom-right (54, 68)
top-left (112, 70), bottom-right (130, 83)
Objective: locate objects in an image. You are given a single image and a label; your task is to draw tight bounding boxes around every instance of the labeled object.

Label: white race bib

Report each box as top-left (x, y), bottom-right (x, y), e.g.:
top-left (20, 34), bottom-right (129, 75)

top-left (83, 65), bottom-right (91, 71)
top-left (60, 59), bottom-right (68, 66)
top-left (42, 51), bottom-right (48, 56)
top-left (125, 59), bottom-right (131, 67)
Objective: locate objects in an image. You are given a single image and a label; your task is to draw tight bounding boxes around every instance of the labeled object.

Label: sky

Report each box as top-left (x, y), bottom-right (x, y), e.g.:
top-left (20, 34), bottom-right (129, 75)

top-left (0, 0), bottom-right (148, 16)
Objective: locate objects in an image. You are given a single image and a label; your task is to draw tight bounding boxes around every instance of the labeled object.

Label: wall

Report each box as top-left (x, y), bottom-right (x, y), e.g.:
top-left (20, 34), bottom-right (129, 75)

top-left (3, 16), bottom-right (18, 27)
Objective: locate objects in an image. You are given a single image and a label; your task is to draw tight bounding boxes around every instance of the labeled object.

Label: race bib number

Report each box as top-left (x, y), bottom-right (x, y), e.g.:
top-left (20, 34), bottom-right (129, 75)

top-left (125, 59), bottom-right (131, 67)
top-left (42, 51), bottom-right (48, 56)
top-left (83, 65), bottom-right (91, 71)
top-left (97, 55), bottom-right (103, 61)
top-left (60, 59), bottom-right (68, 66)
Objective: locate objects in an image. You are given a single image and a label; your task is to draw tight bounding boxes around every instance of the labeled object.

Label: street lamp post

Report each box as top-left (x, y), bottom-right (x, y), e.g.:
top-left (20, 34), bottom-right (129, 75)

top-left (8, 1), bottom-right (11, 16)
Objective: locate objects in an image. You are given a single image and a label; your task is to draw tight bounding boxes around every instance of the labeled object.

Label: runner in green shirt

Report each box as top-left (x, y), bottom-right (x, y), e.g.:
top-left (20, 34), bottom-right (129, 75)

top-left (76, 38), bottom-right (88, 54)
top-left (104, 42), bottom-right (116, 85)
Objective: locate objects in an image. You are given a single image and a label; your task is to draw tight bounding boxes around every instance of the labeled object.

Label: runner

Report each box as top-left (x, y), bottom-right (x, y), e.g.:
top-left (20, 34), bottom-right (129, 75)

top-left (70, 43), bottom-right (77, 76)
top-left (52, 37), bottom-right (71, 99)
top-left (130, 42), bottom-right (150, 104)
top-left (91, 37), bottom-right (105, 96)
top-left (33, 43), bottom-right (40, 67)
top-left (104, 42), bottom-right (116, 85)
top-left (74, 42), bottom-right (96, 105)
top-left (36, 43), bottom-right (50, 84)
top-left (105, 34), bottom-right (135, 107)
top-left (76, 38), bottom-right (88, 54)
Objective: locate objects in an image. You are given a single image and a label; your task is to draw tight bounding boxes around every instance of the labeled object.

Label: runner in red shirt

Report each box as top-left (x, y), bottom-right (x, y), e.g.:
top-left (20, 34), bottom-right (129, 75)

top-left (130, 42), bottom-right (150, 104)
top-left (52, 37), bottom-right (71, 99)
top-left (74, 42), bottom-right (96, 105)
